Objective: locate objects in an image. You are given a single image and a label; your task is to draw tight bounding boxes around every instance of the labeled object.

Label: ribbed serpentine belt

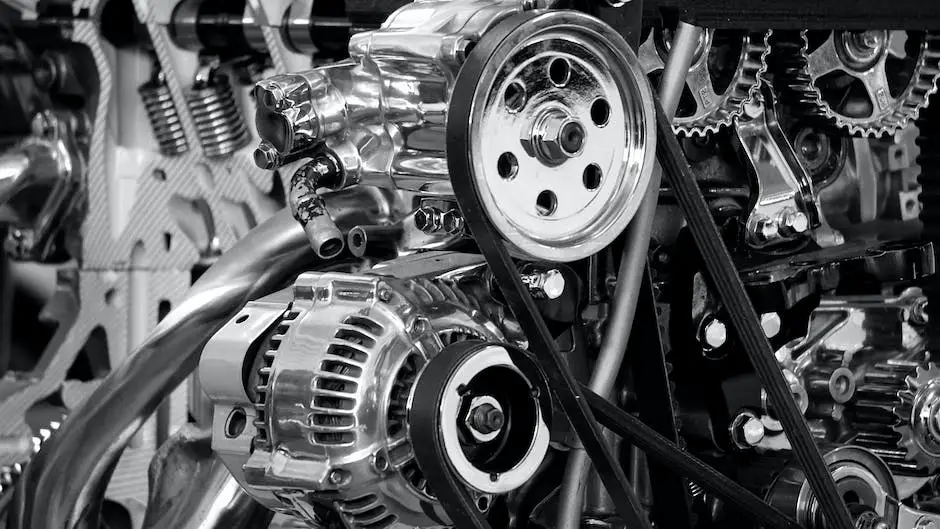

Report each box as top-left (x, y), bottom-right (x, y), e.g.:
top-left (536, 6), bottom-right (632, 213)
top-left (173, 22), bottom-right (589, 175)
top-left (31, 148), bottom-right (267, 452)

top-left (408, 10), bottom-right (852, 529)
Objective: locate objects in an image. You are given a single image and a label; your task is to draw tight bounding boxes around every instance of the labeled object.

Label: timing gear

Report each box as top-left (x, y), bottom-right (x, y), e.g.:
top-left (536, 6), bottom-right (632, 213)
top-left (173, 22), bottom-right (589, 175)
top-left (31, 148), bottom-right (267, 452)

top-left (638, 28), bottom-right (770, 136)
top-left (199, 270), bottom-right (544, 529)
top-left (774, 30), bottom-right (940, 137)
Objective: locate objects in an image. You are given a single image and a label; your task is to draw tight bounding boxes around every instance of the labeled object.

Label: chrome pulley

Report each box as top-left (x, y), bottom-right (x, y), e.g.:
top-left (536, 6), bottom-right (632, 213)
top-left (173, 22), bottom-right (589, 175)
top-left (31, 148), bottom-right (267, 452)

top-left (895, 363), bottom-right (940, 473)
top-left (638, 27), bottom-right (770, 136)
top-left (451, 10), bottom-right (656, 262)
top-left (408, 341), bottom-right (551, 495)
top-left (777, 30), bottom-right (940, 137)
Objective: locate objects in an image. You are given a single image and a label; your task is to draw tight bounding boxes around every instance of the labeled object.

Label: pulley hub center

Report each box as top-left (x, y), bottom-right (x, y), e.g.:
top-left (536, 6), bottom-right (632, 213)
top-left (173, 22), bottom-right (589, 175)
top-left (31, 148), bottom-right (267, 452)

top-left (838, 30), bottom-right (889, 71)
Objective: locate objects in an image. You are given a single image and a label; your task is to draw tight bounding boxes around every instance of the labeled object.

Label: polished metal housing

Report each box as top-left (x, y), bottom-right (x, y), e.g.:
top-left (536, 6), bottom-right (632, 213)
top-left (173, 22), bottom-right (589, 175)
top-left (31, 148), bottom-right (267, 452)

top-left (200, 271), bottom-right (506, 528)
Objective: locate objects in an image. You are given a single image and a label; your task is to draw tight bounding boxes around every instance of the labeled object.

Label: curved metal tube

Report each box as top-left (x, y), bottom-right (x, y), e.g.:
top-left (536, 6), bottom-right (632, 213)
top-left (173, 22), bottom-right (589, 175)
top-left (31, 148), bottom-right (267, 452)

top-left (557, 22), bottom-right (705, 529)
top-left (10, 187), bottom-right (392, 529)
top-left (142, 424), bottom-right (273, 529)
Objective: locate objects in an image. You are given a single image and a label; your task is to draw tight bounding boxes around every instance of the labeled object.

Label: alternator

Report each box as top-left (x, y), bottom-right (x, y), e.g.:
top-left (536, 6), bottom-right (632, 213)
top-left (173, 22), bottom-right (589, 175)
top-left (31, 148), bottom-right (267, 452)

top-left (199, 271), bottom-right (549, 528)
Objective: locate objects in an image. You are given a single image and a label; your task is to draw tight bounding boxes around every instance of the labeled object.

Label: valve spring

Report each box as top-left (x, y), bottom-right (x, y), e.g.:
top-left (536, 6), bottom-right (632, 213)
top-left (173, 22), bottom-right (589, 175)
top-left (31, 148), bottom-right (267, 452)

top-left (187, 73), bottom-right (250, 158)
top-left (139, 79), bottom-right (190, 157)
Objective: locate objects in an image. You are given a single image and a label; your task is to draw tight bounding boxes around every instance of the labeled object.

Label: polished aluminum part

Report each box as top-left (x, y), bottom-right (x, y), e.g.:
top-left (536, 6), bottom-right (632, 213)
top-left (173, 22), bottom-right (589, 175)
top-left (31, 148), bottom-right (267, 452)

top-left (142, 424), bottom-right (272, 529)
top-left (895, 364), bottom-right (940, 473)
top-left (639, 28), bottom-right (770, 136)
top-left (733, 83), bottom-right (821, 250)
top-left (253, 0), bottom-right (524, 195)
top-left (11, 187), bottom-right (394, 529)
top-left (464, 10), bottom-right (656, 261)
top-left (200, 271), bottom-right (506, 527)
top-left (782, 30), bottom-right (940, 137)
top-left (0, 111), bottom-right (86, 260)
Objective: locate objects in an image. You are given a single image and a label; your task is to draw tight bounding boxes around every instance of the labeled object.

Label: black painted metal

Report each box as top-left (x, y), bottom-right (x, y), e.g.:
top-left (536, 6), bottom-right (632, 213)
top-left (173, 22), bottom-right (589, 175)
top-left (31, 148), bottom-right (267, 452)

top-left (653, 100), bottom-right (853, 529)
top-left (583, 387), bottom-right (801, 529)
top-left (628, 268), bottom-right (694, 529)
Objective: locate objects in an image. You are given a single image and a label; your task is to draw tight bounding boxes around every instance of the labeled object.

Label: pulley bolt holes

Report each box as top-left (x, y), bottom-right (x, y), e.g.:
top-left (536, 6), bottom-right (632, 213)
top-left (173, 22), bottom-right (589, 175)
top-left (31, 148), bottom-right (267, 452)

top-left (548, 58), bottom-right (571, 87)
top-left (591, 98), bottom-right (611, 127)
top-left (583, 164), bottom-right (602, 190)
top-left (476, 496), bottom-right (490, 512)
top-left (504, 81), bottom-right (527, 112)
top-left (536, 190), bottom-right (557, 216)
top-left (498, 152), bottom-right (519, 179)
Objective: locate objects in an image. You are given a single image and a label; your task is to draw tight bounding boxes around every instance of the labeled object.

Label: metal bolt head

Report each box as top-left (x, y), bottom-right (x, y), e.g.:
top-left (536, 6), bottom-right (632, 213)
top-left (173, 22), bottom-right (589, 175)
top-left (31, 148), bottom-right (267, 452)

top-left (253, 142), bottom-right (280, 170)
top-left (760, 312), bottom-right (782, 338)
top-left (754, 217), bottom-right (779, 242)
top-left (469, 403), bottom-right (505, 435)
top-left (742, 417), bottom-right (765, 445)
top-left (441, 209), bottom-right (465, 235)
top-left (257, 82), bottom-right (287, 111)
top-left (521, 269), bottom-right (566, 300)
top-left (414, 206), bottom-right (442, 233)
top-left (782, 211), bottom-right (809, 235)
top-left (701, 318), bottom-right (727, 349)
top-left (328, 469), bottom-right (348, 486)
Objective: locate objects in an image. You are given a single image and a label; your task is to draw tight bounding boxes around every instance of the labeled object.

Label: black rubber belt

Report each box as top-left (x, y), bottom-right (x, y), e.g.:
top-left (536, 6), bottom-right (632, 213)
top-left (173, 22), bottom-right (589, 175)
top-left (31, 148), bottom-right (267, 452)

top-left (583, 386), bottom-right (801, 529)
top-left (653, 102), bottom-right (853, 528)
top-left (446, 12), bottom-right (651, 529)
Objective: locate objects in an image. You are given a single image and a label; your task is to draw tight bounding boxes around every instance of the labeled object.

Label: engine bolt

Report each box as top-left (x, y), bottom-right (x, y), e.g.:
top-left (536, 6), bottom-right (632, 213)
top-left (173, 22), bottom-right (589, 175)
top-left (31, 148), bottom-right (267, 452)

top-left (779, 210), bottom-right (809, 236)
top-left (754, 217), bottom-right (779, 242)
top-left (760, 312), bottom-right (782, 338)
top-left (469, 403), bottom-right (505, 435)
top-left (731, 412), bottom-right (765, 448)
top-left (257, 81), bottom-right (287, 111)
top-left (700, 317), bottom-right (727, 350)
top-left (441, 209), bottom-right (465, 235)
top-left (414, 206), bottom-right (442, 233)
top-left (253, 142), bottom-right (280, 170)
top-left (520, 269), bottom-right (566, 300)
top-left (328, 469), bottom-right (348, 486)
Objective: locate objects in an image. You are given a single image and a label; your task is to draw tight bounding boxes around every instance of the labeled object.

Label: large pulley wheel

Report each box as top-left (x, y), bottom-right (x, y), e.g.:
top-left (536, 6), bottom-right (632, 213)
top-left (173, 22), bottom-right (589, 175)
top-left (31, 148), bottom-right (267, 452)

top-left (408, 341), bottom-right (551, 496)
top-left (448, 11), bottom-right (657, 262)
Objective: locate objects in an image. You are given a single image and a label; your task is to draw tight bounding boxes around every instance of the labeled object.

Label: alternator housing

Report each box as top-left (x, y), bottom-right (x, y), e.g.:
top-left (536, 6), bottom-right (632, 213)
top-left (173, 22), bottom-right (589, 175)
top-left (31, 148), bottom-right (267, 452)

top-left (199, 271), bottom-right (504, 528)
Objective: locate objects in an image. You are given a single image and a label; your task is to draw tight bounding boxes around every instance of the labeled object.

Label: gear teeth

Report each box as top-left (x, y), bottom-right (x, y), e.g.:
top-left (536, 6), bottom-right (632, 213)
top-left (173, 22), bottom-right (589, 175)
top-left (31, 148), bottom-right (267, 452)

top-left (774, 30), bottom-right (940, 137)
top-left (676, 30), bottom-right (772, 137)
top-left (891, 363), bottom-right (940, 473)
top-left (0, 415), bottom-right (66, 501)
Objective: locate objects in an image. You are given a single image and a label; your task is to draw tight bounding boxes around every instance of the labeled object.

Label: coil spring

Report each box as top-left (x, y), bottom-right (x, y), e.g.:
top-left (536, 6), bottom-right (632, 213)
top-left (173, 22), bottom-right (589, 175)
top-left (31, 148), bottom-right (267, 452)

top-left (187, 73), bottom-right (250, 158)
top-left (139, 79), bottom-right (190, 157)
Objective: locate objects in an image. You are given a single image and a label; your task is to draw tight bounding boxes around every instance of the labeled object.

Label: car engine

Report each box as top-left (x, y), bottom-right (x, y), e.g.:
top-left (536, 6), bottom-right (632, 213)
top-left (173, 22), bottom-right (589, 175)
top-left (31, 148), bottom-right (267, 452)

top-left (4, 0), bottom-right (940, 528)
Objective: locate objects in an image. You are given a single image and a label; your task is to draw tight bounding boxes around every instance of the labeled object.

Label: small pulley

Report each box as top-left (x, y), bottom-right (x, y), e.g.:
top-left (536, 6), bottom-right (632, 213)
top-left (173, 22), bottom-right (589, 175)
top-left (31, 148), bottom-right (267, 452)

top-left (448, 10), bottom-right (657, 262)
top-left (408, 341), bottom-right (551, 498)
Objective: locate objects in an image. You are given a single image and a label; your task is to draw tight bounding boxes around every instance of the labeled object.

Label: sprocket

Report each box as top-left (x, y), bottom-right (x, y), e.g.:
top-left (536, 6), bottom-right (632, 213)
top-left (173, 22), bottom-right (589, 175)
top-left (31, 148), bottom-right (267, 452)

top-left (774, 30), bottom-right (940, 137)
top-left (895, 362), bottom-right (940, 473)
top-left (639, 28), bottom-right (770, 137)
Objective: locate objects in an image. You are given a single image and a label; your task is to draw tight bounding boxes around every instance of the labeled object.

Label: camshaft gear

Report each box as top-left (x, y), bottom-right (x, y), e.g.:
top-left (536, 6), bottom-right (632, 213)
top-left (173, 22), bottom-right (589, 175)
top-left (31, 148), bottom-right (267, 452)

top-left (639, 28), bottom-right (770, 136)
top-left (773, 30), bottom-right (940, 137)
top-left (895, 363), bottom-right (940, 473)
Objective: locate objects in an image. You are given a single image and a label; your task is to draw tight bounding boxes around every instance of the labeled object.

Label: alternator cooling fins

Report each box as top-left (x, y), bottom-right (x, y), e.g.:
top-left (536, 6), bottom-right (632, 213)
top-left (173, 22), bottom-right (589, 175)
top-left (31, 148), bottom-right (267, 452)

top-left (773, 30), bottom-right (940, 137)
top-left (640, 29), bottom-right (770, 136)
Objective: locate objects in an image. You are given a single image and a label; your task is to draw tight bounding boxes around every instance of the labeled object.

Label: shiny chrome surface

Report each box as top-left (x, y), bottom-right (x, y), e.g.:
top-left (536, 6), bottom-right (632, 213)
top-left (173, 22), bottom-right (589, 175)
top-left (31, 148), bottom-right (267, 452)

top-left (141, 424), bottom-right (272, 529)
top-left (733, 83), bottom-right (821, 250)
top-left (254, 0), bottom-right (523, 195)
top-left (466, 10), bottom-right (655, 262)
top-left (639, 28), bottom-right (769, 136)
top-left (200, 271), bottom-right (505, 527)
top-left (11, 186), bottom-right (395, 529)
top-left (786, 30), bottom-right (940, 137)
top-left (0, 110), bottom-right (86, 261)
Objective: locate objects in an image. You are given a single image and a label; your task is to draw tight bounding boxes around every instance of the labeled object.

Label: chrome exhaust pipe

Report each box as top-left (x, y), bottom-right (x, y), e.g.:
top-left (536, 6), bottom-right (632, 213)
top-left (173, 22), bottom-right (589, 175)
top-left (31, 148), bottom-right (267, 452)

top-left (9, 186), bottom-right (395, 529)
